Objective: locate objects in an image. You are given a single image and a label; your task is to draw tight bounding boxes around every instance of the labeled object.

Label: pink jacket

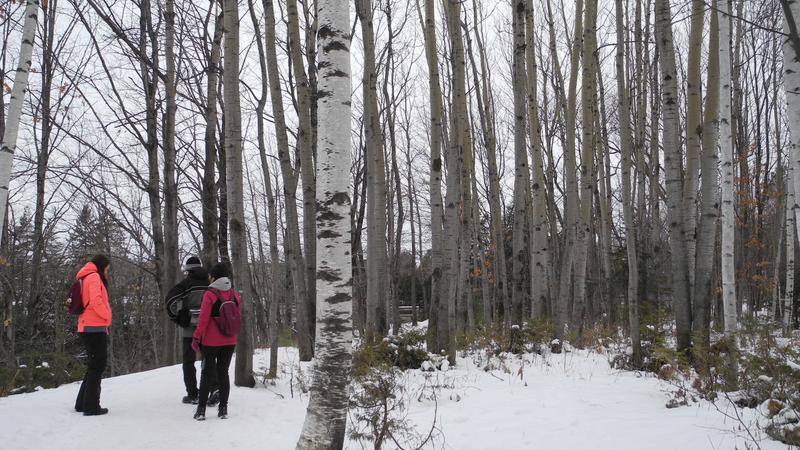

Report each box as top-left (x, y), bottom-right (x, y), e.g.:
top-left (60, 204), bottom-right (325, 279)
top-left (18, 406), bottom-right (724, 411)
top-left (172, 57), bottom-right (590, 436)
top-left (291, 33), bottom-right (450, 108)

top-left (193, 278), bottom-right (240, 347)
top-left (76, 262), bottom-right (112, 333)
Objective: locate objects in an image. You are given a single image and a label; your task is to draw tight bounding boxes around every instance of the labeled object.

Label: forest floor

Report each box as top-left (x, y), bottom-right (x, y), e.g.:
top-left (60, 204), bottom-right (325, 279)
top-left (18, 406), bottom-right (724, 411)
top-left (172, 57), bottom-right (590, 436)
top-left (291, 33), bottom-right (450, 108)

top-left (0, 344), bottom-right (790, 449)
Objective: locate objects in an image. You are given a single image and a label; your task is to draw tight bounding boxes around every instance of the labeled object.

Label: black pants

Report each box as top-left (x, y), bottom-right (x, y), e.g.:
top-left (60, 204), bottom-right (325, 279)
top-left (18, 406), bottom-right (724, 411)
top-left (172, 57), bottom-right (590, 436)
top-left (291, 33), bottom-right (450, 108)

top-left (182, 337), bottom-right (218, 398)
top-left (198, 345), bottom-right (235, 408)
top-left (75, 332), bottom-right (107, 413)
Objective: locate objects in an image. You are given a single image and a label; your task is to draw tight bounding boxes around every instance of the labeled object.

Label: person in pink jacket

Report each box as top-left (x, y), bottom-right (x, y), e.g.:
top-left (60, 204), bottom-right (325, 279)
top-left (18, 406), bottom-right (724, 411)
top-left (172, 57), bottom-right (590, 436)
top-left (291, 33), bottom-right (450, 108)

top-left (73, 255), bottom-right (112, 416)
top-left (192, 262), bottom-right (241, 420)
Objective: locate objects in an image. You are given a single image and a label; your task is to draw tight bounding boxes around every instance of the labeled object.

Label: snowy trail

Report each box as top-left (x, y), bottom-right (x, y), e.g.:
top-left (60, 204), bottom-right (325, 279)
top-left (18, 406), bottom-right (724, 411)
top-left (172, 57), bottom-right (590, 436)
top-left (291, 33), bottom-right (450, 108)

top-left (0, 348), bottom-right (789, 450)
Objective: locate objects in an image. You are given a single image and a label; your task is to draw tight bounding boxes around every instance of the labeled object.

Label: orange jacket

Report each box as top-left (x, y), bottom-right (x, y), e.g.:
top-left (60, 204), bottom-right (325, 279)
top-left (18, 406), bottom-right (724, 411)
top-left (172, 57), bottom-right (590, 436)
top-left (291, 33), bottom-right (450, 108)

top-left (76, 262), bottom-right (112, 333)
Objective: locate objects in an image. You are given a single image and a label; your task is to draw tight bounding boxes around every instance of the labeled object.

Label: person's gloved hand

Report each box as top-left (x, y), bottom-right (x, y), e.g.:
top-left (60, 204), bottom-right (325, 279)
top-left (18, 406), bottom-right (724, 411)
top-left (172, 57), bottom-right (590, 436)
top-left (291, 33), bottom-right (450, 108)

top-left (191, 337), bottom-right (200, 354)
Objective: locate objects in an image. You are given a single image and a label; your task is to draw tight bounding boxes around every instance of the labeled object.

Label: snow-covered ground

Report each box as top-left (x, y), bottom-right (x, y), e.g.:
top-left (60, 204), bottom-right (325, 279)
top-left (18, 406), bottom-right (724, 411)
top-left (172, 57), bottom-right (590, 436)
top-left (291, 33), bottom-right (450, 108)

top-left (0, 347), bottom-right (790, 449)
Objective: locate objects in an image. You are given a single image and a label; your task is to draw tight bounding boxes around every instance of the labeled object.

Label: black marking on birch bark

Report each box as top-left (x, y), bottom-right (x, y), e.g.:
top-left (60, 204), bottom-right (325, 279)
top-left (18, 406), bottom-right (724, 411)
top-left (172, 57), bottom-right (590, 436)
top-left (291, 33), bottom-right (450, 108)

top-left (329, 70), bottom-right (347, 78)
top-left (433, 158), bottom-right (442, 171)
top-left (318, 229), bottom-right (341, 239)
top-left (326, 192), bottom-right (349, 206)
top-left (317, 89), bottom-right (332, 99)
top-left (321, 315), bottom-right (350, 334)
top-left (326, 292), bottom-right (351, 304)
top-left (317, 268), bottom-right (341, 282)
top-left (318, 24), bottom-right (339, 40)
top-left (1, 146), bottom-right (14, 154)
top-left (318, 209), bottom-right (344, 221)
top-left (318, 60), bottom-right (332, 69)
top-left (342, 100), bottom-right (351, 106)
top-left (323, 41), bottom-right (348, 52)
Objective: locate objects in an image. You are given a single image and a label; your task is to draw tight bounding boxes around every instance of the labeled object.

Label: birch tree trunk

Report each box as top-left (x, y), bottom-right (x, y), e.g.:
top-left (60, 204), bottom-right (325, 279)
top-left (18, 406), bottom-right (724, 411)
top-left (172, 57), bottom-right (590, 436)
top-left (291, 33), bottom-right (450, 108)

top-left (511, 0), bottom-right (530, 326)
top-left (719, 0), bottom-right (736, 326)
top-left (693, 0), bottom-right (720, 346)
top-left (655, 0), bottom-right (692, 352)
top-left (222, 0), bottom-right (255, 387)
top-left (785, 172), bottom-right (796, 331)
top-left (295, 0), bottom-right (352, 445)
top-left (783, 0), bottom-right (800, 332)
top-left (614, 0), bottom-right (640, 364)
top-left (0, 0), bottom-right (40, 238)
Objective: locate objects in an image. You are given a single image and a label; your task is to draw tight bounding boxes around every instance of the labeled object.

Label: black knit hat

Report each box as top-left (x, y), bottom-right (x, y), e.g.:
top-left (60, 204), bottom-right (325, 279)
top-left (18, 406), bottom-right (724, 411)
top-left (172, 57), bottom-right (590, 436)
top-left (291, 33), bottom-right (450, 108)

top-left (182, 256), bottom-right (203, 272)
top-left (209, 262), bottom-right (231, 280)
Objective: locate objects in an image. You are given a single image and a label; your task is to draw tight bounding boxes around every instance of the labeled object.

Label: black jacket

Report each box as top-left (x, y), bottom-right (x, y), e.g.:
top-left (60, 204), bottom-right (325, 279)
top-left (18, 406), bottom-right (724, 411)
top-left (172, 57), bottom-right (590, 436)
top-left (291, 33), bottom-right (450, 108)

top-left (165, 267), bottom-right (209, 334)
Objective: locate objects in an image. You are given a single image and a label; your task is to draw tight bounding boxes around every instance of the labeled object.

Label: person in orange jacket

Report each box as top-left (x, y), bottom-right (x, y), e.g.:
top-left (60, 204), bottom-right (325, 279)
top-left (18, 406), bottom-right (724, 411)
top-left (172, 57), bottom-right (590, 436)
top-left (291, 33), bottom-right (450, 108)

top-left (73, 254), bottom-right (112, 416)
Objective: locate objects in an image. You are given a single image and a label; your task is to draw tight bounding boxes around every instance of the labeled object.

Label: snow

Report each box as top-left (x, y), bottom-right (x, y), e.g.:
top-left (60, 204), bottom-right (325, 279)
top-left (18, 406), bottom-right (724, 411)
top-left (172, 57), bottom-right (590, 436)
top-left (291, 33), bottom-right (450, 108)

top-left (0, 348), bottom-right (790, 449)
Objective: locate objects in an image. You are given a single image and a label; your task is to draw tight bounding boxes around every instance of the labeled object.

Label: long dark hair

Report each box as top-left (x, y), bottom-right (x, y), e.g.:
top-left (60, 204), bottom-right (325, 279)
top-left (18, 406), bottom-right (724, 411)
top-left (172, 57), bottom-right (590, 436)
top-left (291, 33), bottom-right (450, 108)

top-left (91, 254), bottom-right (110, 287)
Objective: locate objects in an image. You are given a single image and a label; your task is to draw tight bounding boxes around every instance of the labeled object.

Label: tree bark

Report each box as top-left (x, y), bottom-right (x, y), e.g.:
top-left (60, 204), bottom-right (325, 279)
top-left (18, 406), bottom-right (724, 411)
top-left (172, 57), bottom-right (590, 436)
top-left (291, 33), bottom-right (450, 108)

top-left (614, 0), bottom-right (641, 365)
top-left (655, 0), bottom-right (692, 352)
top-left (357, 0), bottom-right (389, 337)
top-left (263, 0), bottom-right (310, 361)
top-left (162, 0), bottom-right (180, 365)
top-left (720, 0), bottom-right (736, 337)
top-left (202, 9), bottom-right (223, 267)
top-left (511, 0), bottom-right (530, 326)
top-left (555, 0), bottom-right (583, 340)
top-left (286, 0), bottom-right (316, 355)
top-left (683, 0), bottom-right (706, 298)
top-left (249, 0), bottom-right (283, 379)
top-left (693, 0), bottom-right (720, 347)
top-left (0, 0), bottom-right (40, 234)
top-left (572, 0), bottom-right (598, 330)
top-left (421, 0), bottom-right (445, 350)
top-left (526, 0), bottom-right (550, 320)
top-left (222, 0), bottom-right (255, 387)
top-left (295, 0), bottom-right (352, 445)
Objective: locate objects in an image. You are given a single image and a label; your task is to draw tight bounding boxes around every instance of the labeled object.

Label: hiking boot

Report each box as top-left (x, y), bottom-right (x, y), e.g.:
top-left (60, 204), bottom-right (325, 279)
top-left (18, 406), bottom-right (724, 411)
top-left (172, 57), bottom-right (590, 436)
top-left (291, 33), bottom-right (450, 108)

top-left (182, 395), bottom-right (198, 405)
top-left (193, 405), bottom-right (206, 421)
top-left (218, 404), bottom-right (227, 419)
top-left (207, 390), bottom-right (220, 407)
top-left (83, 407), bottom-right (109, 416)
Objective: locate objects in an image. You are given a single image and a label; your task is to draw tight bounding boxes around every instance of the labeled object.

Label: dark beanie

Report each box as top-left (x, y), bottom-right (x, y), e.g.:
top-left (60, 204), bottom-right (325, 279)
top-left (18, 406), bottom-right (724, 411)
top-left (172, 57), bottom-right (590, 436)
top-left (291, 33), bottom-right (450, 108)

top-left (210, 262), bottom-right (231, 280)
top-left (182, 255), bottom-right (203, 271)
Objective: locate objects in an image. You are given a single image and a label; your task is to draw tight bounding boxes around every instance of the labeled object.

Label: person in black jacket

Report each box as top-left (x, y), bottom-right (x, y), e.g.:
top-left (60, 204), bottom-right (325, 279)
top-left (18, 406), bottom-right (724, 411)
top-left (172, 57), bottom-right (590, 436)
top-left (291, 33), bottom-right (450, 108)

top-left (165, 256), bottom-right (217, 404)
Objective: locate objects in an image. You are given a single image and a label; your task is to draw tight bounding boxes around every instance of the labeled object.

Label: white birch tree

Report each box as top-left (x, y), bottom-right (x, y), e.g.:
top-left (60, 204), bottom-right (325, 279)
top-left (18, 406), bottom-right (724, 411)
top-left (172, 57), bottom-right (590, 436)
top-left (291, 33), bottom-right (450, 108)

top-left (719, 0), bottom-right (736, 336)
top-left (295, 0), bottom-right (352, 446)
top-left (0, 0), bottom-right (40, 238)
top-left (782, 0), bottom-right (800, 331)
